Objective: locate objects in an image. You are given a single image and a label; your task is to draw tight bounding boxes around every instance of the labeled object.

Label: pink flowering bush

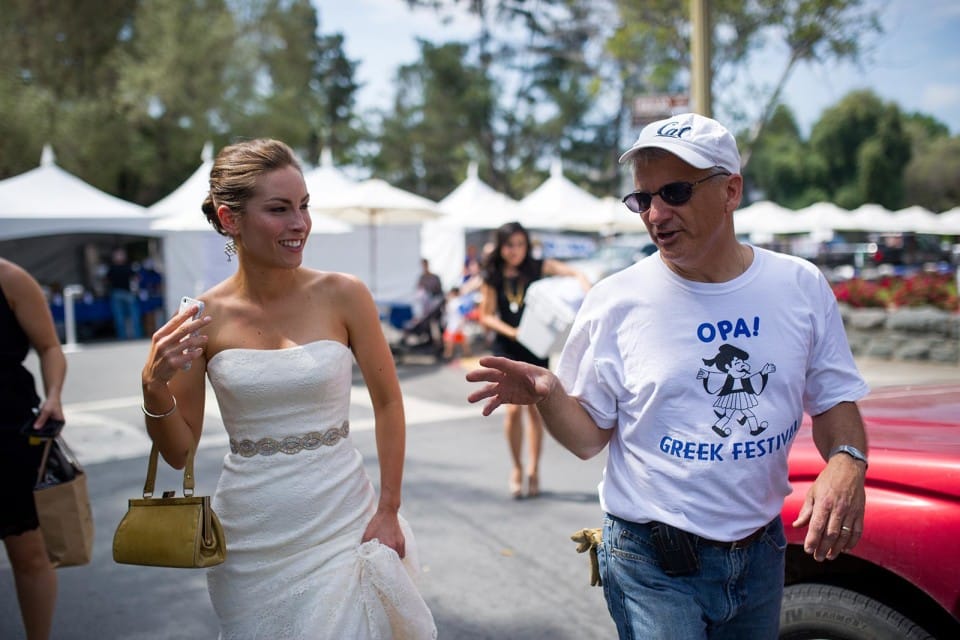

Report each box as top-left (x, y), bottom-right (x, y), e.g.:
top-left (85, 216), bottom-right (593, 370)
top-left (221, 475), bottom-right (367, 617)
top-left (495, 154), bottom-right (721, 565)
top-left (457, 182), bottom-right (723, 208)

top-left (832, 273), bottom-right (959, 312)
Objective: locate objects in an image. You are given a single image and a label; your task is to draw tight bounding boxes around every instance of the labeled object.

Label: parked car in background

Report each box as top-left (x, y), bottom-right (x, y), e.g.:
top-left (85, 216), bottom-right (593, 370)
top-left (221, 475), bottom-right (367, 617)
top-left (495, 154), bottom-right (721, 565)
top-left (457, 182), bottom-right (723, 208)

top-left (814, 233), bottom-right (954, 271)
top-left (567, 236), bottom-right (655, 283)
top-left (779, 384), bottom-right (960, 639)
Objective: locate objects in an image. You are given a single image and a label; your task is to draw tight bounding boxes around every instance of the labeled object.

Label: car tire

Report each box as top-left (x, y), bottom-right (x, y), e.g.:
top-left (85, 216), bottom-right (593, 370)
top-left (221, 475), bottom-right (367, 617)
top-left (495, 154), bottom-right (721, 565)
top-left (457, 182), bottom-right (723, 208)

top-left (779, 583), bottom-right (934, 640)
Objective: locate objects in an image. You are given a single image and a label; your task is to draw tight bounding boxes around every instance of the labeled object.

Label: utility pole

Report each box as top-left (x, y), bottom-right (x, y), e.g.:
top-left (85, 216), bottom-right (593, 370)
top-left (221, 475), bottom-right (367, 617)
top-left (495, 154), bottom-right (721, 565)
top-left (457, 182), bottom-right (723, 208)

top-left (690, 0), bottom-right (712, 116)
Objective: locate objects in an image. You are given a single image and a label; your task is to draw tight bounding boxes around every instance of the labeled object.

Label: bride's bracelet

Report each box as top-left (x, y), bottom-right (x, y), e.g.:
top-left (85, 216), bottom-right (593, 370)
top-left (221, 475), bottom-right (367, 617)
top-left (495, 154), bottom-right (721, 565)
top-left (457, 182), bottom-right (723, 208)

top-left (142, 396), bottom-right (177, 419)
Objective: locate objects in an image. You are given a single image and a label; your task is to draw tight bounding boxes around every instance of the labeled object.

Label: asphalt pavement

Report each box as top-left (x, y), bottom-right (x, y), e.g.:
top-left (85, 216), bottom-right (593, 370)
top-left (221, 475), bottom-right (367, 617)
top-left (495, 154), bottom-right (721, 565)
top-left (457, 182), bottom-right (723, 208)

top-left (2, 340), bottom-right (959, 639)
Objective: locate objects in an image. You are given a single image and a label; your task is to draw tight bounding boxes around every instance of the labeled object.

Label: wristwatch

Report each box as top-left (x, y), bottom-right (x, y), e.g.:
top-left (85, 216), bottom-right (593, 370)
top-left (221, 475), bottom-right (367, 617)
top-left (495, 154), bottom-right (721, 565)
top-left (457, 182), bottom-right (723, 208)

top-left (829, 444), bottom-right (868, 469)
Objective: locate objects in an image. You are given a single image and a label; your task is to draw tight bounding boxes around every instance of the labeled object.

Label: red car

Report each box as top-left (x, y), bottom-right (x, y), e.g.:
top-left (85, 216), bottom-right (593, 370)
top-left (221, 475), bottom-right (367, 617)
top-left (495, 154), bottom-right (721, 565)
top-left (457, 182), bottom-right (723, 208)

top-left (780, 384), bottom-right (960, 639)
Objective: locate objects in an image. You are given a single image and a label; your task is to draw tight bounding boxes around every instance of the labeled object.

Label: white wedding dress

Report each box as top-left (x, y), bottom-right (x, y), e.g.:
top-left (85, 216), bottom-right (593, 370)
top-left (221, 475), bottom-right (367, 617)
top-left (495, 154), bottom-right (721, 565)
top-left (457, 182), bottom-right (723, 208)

top-left (205, 340), bottom-right (437, 640)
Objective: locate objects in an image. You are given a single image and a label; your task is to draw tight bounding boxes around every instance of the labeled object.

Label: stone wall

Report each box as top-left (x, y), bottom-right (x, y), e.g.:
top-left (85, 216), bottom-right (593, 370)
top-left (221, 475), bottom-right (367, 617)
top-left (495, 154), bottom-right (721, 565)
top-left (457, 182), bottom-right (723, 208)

top-left (841, 305), bottom-right (960, 364)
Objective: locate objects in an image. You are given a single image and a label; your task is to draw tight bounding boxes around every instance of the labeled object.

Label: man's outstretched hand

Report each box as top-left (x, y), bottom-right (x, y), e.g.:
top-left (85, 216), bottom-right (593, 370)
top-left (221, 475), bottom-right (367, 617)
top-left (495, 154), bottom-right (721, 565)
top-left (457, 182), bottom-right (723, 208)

top-left (465, 356), bottom-right (556, 416)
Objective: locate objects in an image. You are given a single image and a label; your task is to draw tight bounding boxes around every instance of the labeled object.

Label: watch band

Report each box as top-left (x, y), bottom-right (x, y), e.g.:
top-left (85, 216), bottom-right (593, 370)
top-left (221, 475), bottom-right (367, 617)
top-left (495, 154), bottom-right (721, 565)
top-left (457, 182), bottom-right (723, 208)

top-left (829, 444), bottom-right (868, 469)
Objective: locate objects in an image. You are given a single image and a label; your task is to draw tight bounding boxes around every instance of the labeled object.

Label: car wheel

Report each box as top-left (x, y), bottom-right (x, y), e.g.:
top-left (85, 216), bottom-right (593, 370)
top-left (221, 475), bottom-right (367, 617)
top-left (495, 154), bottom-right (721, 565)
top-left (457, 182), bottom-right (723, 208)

top-left (779, 583), bottom-right (934, 640)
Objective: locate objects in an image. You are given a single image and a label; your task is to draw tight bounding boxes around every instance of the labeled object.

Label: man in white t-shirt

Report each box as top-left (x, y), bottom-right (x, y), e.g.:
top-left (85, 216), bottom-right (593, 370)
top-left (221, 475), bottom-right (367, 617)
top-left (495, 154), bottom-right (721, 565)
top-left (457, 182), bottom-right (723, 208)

top-left (466, 113), bottom-right (869, 639)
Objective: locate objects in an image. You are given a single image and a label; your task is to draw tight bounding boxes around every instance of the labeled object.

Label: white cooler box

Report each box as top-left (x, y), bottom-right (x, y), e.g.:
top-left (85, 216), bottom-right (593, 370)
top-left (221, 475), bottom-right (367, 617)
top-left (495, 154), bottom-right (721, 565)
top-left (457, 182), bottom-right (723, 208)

top-left (517, 277), bottom-right (583, 359)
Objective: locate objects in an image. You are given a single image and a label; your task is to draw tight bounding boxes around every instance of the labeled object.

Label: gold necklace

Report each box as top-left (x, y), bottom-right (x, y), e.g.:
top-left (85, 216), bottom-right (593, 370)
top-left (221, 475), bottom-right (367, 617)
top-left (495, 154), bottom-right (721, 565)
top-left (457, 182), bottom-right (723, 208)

top-left (505, 278), bottom-right (526, 313)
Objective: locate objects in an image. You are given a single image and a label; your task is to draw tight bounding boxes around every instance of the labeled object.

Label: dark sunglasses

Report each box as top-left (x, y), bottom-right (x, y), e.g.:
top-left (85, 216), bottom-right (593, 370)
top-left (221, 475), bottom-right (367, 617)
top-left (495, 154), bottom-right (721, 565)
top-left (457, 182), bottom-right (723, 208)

top-left (621, 171), bottom-right (731, 214)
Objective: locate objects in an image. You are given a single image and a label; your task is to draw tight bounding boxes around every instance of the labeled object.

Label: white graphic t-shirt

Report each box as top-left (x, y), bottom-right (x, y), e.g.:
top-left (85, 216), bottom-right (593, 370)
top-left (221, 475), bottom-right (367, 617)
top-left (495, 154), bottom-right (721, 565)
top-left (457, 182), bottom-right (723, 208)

top-left (555, 246), bottom-right (869, 541)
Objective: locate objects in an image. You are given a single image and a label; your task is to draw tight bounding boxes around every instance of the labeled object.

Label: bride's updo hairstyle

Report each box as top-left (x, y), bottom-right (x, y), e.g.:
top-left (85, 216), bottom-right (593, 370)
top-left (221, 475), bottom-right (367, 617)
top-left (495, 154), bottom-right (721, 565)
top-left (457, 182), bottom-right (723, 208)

top-left (201, 139), bottom-right (302, 236)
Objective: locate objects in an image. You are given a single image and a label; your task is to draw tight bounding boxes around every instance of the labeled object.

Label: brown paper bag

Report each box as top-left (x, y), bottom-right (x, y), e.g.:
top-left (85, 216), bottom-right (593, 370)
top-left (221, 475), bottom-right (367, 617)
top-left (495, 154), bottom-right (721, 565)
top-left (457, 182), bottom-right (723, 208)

top-left (34, 438), bottom-right (95, 568)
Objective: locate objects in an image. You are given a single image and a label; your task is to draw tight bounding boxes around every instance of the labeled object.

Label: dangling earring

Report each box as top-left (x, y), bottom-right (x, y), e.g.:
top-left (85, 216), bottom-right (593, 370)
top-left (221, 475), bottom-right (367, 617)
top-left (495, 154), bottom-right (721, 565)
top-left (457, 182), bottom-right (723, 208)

top-left (224, 239), bottom-right (237, 261)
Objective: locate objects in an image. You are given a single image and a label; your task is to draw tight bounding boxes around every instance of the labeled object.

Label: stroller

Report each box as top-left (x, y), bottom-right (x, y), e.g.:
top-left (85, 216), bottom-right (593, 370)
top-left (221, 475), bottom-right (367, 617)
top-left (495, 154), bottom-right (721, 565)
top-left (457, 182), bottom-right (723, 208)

top-left (389, 294), bottom-right (446, 363)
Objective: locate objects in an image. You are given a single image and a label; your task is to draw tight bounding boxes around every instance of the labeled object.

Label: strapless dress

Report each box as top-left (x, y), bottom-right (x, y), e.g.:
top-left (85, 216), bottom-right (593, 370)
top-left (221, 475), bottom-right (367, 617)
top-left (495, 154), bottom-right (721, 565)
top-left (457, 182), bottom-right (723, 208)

top-left (205, 340), bottom-right (436, 639)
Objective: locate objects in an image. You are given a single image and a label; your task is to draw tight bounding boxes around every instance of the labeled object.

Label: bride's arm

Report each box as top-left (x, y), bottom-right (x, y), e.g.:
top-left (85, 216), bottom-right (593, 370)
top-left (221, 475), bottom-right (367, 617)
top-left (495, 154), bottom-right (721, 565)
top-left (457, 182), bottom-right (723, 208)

top-left (341, 275), bottom-right (408, 557)
top-left (141, 304), bottom-right (210, 469)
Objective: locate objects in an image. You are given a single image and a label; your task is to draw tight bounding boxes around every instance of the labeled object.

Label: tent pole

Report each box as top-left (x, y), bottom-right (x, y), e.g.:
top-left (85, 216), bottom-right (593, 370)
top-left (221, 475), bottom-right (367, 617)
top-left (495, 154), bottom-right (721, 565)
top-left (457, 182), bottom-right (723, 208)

top-left (370, 211), bottom-right (377, 298)
top-left (62, 284), bottom-right (84, 353)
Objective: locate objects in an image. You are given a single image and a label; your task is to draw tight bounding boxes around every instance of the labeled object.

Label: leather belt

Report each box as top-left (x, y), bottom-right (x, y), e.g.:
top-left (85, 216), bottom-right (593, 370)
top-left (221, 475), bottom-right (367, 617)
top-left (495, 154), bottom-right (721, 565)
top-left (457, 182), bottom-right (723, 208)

top-left (699, 523), bottom-right (768, 551)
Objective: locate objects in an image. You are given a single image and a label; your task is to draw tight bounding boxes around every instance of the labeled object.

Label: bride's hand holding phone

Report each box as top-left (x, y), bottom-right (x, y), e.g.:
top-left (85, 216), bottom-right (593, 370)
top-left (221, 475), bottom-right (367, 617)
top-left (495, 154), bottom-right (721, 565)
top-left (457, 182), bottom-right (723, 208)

top-left (142, 296), bottom-right (210, 385)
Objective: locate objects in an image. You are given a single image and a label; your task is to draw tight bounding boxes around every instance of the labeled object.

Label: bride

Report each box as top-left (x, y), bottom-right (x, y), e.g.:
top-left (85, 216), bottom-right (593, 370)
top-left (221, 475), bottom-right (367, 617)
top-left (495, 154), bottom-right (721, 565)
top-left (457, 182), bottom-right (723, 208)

top-left (139, 138), bottom-right (436, 639)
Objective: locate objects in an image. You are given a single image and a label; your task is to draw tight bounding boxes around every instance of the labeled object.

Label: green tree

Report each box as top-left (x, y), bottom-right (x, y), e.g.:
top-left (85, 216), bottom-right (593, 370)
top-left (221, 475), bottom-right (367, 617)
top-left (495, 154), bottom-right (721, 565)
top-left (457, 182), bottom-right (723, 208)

top-left (111, 0), bottom-right (238, 204)
top-left (809, 90), bottom-right (911, 209)
top-left (742, 104), bottom-right (828, 208)
top-left (901, 112), bottom-right (958, 212)
top-left (735, 0), bottom-right (882, 167)
top-left (0, 0), bottom-right (139, 182)
top-left (904, 135), bottom-right (960, 213)
top-left (371, 40), bottom-right (496, 201)
top-left (503, 1), bottom-right (619, 197)
top-left (224, 2), bottom-right (326, 155)
top-left (903, 112), bottom-right (951, 141)
top-left (405, 0), bottom-right (882, 194)
top-left (314, 33), bottom-right (364, 167)
top-left (604, 0), bottom-right (882, 169)
top-left (856, 105), bottom-right (912, 208)
top-left (0, 0), bottom-right (362, 204)
top-left (401, 0), bottom-right (620, 198)
top-left (218, 1), bottom-right (364, 170)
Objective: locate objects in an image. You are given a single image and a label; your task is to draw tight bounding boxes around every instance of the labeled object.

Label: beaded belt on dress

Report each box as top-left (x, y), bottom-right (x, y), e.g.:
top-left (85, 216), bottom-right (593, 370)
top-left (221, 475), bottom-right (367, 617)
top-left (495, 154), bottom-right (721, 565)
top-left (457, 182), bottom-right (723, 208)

top-left (229, 421), bottom-right (350, 457)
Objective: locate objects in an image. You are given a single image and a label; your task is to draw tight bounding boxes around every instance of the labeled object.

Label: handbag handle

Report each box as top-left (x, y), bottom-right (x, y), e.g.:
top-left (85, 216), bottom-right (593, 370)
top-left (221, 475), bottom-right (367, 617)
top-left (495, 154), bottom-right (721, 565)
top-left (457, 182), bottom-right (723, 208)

top-left (142, 443), bottom-right (197, 498)
top-left (34, 436), bottom-right (80, 486)
top-left (35, 439), bottom-right (55, 486)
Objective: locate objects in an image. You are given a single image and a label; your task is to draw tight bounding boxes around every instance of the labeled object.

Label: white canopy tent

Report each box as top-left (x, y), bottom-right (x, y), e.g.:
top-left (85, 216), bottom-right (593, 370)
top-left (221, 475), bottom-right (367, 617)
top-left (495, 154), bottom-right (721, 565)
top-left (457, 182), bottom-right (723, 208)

top-left (434, 162), bottom-right (524, 228)
top-left (0, 144), bottom-right (156, 291)
top-left (893, 205), bottom-right (942, 235)
top-left (788, 202), bottom-right (853, 241)
top-left (938, 207), bottom-right (960, 235)
top-left (845, 204), bottom-right (901, 233)
top-left (421, 162), bottom-right (526, 289)
top-left (598, 196), bottom-right (649, 234)
top-left (149, 143), bottom-right (230, 315)
top-left (734, 201), bottom-right (958, 240)
top-left (149, 142), bottom-right (215, 231)
top-left (303, 148), bottom-right (356, 198)
top-left (518, 159), bottom-right (609, 231)
top-left (313, 178), bottom-right (442, 301)
top-left (733, 200), bottom-right (793, 242)
top-left (0, 145), bottom-right (153, 241)
top-left (302, 158), bottom-right (426, 302)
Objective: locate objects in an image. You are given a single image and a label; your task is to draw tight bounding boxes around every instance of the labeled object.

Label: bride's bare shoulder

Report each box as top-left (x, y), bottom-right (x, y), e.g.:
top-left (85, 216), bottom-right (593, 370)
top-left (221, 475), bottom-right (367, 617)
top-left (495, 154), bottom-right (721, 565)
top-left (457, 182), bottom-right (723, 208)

top-left (305, 270), bottom-right (370, 298)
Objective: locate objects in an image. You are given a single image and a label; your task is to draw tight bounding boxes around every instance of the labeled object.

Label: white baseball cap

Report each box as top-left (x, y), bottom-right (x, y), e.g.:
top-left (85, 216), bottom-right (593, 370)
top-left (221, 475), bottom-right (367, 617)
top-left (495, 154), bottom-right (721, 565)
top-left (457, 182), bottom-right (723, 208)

top-left (618, 112), bottom-right (741, 174)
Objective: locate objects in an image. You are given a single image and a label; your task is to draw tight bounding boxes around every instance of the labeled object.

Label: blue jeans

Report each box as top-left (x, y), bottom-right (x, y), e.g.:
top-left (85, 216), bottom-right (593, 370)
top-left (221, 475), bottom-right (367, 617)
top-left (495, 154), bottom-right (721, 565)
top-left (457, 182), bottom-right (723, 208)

top-left (598, 514), bottom-right (786, 640)
top-left (110, 289), bottom-right (142, 339)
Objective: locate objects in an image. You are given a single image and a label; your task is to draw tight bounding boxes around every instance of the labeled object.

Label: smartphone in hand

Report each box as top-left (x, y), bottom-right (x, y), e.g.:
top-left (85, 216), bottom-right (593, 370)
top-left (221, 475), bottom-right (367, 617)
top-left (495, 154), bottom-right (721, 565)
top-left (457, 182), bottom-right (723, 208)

top-left (179, 296), bottom-right (205, 320)
top-left (178, 296), bottom-right (206, 370)
top-left (19, 409), bottom-right (65, 439)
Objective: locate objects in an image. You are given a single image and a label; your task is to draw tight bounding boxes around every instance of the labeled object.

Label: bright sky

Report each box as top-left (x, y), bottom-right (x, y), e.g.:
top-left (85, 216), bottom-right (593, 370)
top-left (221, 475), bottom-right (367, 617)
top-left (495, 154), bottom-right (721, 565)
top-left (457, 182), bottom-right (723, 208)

top-left (315, 0), bottom-right (960, 136)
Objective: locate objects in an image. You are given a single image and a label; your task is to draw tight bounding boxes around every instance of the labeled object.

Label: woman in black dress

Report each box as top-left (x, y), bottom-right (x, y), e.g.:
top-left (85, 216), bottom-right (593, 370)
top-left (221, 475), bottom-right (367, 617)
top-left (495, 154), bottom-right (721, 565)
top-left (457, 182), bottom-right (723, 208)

top-left (478, 222), bottom-right (589, 498)
top-left (0, 257), bottom-right (67, 640)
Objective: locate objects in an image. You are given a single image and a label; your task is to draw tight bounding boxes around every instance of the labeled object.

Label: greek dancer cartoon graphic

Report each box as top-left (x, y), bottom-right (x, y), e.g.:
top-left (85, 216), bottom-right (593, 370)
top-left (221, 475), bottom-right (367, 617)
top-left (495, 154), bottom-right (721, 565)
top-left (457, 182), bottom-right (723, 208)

top-left (697, 343), bottom-right (776, 438)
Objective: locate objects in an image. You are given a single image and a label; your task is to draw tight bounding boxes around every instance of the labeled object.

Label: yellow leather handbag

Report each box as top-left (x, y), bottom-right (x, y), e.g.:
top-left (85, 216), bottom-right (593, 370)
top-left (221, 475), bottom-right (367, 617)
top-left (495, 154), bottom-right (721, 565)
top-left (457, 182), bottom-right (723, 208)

top-left (113, 443), bottom-right (225, 568)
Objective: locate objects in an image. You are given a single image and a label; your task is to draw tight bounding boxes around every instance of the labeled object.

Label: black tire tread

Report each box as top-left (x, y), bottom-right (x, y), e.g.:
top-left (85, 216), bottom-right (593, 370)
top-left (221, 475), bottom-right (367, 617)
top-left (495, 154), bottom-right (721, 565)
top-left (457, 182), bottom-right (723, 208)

top-left (780, 583), bottom-right (934, 640)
